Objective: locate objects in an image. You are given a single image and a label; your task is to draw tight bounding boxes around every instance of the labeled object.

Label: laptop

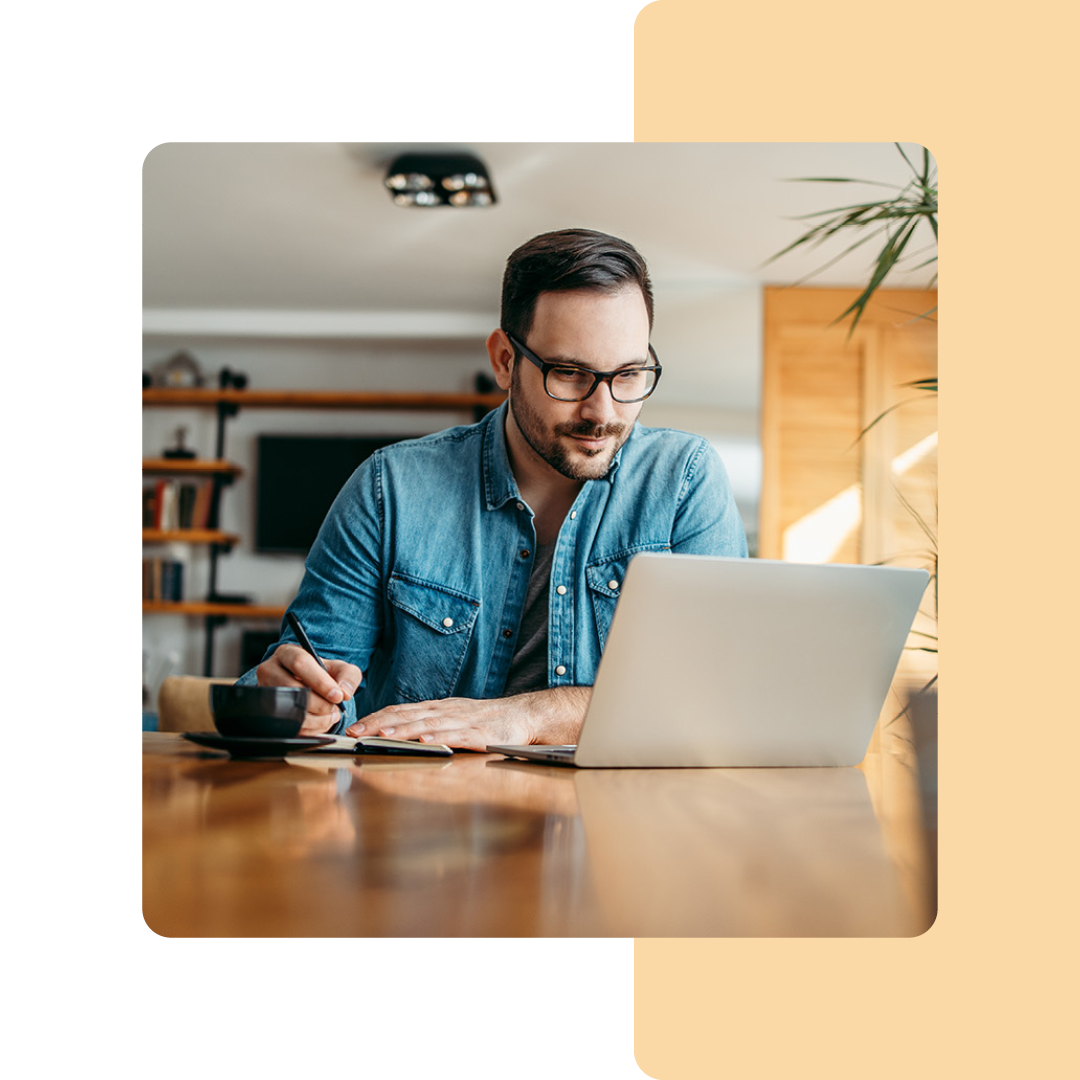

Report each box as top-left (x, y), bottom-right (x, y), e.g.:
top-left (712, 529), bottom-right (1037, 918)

top-left (487, 553), bottom-right (929, 768)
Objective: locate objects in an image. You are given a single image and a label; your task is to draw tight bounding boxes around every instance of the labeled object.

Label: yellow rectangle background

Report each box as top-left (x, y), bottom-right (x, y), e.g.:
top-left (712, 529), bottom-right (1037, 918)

top-left (634, 1), bottom-right (1077, 1076)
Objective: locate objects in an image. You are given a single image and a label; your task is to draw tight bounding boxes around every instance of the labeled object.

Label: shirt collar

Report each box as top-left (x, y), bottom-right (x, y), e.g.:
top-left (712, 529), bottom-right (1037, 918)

top-left (483, 401), bottom-right (522, 510)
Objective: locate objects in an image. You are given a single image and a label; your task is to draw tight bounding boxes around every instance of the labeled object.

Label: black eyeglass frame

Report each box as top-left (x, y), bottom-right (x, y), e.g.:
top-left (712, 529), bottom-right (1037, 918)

top-left (507, 334), bottom-right (663, 403)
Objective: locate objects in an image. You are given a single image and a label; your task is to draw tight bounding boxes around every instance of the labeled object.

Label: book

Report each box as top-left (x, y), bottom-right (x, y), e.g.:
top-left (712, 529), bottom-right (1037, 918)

top-left (178, 482), bottom-right (198, 529)
top-left (143, 485), bottom-right (157, 528)
top-left (142, 557), bottom-right (185, 602)
top-left (160, 559), bottom-right (184, 601)
top-left (191, 479), bottom-right (214, 529)
top-left (155, 478), bottom-right (178, 530)
top-left (152, 479), bottom-right (167, 529)
top-left (304, 734), bottom-right (452, 757)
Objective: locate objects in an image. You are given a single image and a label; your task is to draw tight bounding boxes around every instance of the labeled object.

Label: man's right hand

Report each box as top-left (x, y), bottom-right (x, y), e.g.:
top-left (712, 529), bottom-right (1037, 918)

top-left (256, 644), bottom-right (363, 735)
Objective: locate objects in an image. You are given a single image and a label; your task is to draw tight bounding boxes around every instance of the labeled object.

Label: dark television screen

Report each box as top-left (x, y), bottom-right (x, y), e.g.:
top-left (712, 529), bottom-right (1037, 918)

top-left (255, 434), bottom-right (405, 554)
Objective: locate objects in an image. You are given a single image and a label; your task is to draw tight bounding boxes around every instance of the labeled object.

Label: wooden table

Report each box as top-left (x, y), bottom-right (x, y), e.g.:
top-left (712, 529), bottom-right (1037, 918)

top-left (143, 720), bottom-right (935, 937)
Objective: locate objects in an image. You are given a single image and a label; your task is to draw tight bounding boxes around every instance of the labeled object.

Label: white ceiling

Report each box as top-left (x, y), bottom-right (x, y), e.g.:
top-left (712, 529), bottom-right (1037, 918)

top-left (143, 142), bottom-right (936, 320)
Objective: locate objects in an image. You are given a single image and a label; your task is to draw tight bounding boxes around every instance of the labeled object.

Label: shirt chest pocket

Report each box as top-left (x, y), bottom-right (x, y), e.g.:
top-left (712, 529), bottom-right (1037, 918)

top-left (586, 557), bottom-right (633, 652)
top-left (386, 573), bottom-right (481, 702)
top-left (586, 548), bottom-right (672, 651)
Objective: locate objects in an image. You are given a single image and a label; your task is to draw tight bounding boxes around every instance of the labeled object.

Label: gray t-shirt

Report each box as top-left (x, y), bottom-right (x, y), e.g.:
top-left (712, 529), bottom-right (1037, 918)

top-left (502, 540), bottom-right (555, 696)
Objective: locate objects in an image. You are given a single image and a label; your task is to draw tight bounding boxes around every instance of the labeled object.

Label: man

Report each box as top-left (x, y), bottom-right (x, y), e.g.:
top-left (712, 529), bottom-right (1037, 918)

top-left (245, 228), bottom-right (747, 749)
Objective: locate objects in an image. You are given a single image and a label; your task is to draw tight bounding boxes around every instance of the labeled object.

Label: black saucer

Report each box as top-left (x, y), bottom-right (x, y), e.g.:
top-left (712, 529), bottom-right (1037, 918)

top-left (183, 731), bottom-right (336, 760)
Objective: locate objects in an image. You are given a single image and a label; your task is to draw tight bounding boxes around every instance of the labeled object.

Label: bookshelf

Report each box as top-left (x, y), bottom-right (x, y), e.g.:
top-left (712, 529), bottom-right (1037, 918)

top-left (143, 601), bottom-right (288, 618)
top-left (142, 386), bottom-right (506, 674)
top-left (142, 388), bottom-right (505, 411)
top-left (143, 458), bottom-right (243, 476)
top-left (142, 529), bottom-right (240, 546)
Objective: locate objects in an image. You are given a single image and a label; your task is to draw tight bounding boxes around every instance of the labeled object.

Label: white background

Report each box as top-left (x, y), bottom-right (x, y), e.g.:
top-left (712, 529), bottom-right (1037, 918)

top-left (6, 3), bottom-right (650, 1079)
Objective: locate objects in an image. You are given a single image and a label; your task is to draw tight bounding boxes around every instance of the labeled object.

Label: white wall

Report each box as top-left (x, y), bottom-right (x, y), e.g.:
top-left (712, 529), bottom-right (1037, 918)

top-left (142, 285), bottom-right (762, 685)
top-left (645, 281), bottom-right (762, 545)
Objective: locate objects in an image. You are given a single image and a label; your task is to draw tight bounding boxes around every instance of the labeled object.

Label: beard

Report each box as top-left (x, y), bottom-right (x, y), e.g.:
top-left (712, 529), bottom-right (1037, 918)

top-left (509, 365), bottom-right (632, 481)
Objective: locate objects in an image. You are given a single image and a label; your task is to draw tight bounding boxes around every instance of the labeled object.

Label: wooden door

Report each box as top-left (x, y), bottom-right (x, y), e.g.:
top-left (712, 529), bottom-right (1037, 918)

top-left (761, 286), bottom-right (938, 687)
top-left (761, 286), bottom-right (937, 565)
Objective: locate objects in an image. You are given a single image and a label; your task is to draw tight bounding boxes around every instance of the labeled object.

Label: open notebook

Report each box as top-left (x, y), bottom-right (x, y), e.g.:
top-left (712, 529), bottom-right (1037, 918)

top-left (306, 734), bottom-right (452, 757)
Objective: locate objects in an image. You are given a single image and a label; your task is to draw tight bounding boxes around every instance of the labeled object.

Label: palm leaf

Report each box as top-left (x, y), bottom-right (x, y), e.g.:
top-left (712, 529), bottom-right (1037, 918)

top-left (892, 486), bottom-right (937, 550)
top-left (781, 228), bottom-right (890, 287)
top-left (766, 146), bottom-right (937, 333)
top-left (835, 219), bottom-right (920, 332)
top-left (781, 176), bottom-right (910, 191)
top-left (904, 255), bottom-right (939, 272)
top-left (895, 143), bottom-right (934, 186)
top-left (851, 393), bottom-right (931, 443)
top-left (881, 305), bottom-right (938, 326)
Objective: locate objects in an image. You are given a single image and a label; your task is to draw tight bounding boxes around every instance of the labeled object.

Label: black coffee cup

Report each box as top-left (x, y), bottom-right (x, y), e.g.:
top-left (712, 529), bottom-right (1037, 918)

top-left (209, 685), bottom-right (310, 738)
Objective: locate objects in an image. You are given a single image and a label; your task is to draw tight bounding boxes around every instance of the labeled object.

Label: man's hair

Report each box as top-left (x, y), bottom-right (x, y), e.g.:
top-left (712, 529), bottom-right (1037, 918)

top-left (500, 228), bottom-right (654, 345)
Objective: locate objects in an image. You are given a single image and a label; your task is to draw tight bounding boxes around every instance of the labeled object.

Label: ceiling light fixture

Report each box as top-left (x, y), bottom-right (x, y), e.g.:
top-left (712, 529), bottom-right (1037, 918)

top-left (384, 152), bottom-right (497, 208)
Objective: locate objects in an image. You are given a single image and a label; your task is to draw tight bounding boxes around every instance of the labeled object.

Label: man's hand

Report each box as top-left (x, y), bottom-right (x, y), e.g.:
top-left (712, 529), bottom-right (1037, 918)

top-left (256, 643), bottom-right (363, 735)
top-left (345, 687), bottom-right (591, 751)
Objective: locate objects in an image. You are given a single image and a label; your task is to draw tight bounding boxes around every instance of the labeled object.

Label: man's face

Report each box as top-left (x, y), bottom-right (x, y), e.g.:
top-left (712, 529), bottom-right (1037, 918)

top-left (507, 286), bottom-right (651, 482)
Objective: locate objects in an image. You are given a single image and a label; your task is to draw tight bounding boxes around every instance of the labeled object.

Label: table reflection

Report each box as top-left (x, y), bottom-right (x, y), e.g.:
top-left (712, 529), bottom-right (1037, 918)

top-left (143, 731), bottom-right (932, 937)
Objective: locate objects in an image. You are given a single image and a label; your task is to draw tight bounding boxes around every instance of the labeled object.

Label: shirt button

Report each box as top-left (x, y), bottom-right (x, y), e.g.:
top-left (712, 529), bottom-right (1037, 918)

top-left (555, 665), bottom-right (567, 676)
top-left (503, 628), bottom-right (513, 639)
top-left (516, 502), bottom-right (525, 511)
top-left (442, 617), bottom-right (454, 628)
top-left (520, 549), bottom-right (531, 559)
top-left (556, 585), bottom-right (567, 595)
top-left (608, 579), bottom-right (619, 590)
top-left (570, 511), bottom-right (577, 519)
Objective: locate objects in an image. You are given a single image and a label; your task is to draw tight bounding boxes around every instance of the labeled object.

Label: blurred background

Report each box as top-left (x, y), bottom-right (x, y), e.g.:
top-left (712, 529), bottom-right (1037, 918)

top-left (142, 141), bottom-right (936, 690)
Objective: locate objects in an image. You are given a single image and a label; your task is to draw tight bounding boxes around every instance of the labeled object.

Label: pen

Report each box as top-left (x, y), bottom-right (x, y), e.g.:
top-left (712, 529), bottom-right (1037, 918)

top-left (287, 611), bottom-right (329, 673)
top-left (287, 611), bottom-right (348, 721)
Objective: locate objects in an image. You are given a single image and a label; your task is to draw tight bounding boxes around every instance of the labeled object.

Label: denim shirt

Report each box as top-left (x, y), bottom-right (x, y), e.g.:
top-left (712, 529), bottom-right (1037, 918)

top-left (238, 401), bottom-right (747, 730)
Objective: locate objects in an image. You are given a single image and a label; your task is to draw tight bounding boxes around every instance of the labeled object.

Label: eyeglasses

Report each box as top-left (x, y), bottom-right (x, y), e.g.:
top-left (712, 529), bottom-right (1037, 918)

top-left (507, 334), bottom-right (662, 403)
